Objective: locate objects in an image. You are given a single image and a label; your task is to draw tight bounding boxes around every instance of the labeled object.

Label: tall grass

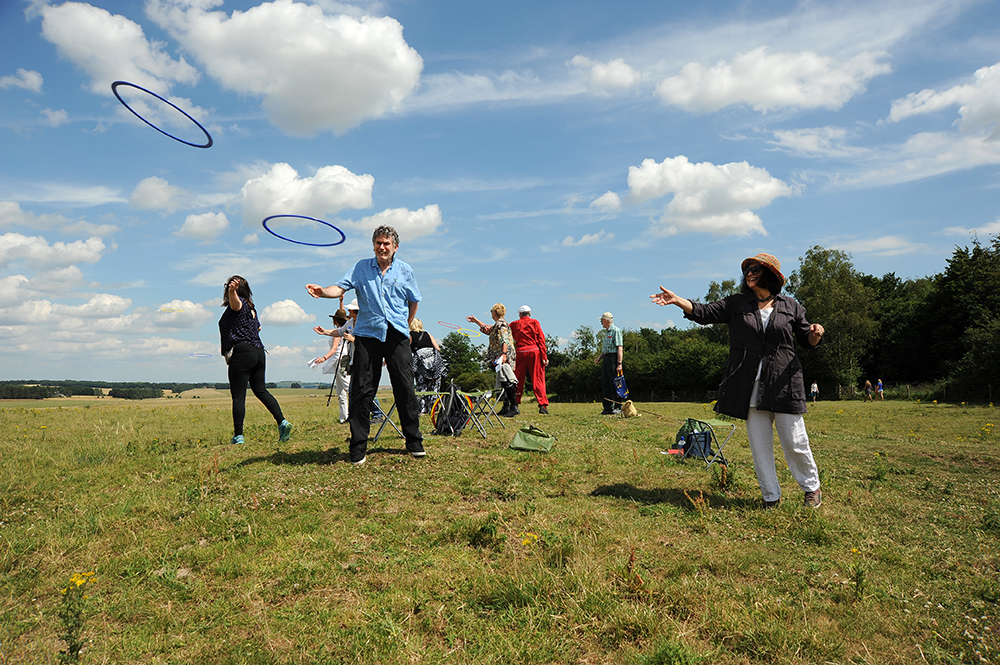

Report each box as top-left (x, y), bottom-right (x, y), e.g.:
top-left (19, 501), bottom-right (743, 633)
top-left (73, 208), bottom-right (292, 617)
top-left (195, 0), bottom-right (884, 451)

top-left (1, 392), bottom-right (998, 663)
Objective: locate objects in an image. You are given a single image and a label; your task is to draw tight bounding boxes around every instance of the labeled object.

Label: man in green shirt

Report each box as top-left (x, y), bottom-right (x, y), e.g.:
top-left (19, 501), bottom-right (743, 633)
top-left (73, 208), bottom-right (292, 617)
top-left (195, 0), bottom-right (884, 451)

top-left (595, 312), bottom-right (623, 415)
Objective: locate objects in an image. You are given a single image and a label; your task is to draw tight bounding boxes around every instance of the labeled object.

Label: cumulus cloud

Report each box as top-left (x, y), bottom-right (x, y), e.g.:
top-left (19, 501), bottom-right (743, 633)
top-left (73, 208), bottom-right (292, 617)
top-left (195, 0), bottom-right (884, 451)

top-left (0, 68), bottom-right (43, 92)
top-left (0, 201), bottom-right (118, 237)
top-left (0, 293), bottom-right (131, 326)
top-left (240, 163), bottom-right (374, 226)
top-left (130, 176), bottom-right (189, 210)
top-left (656, 47), bottom-right (891, 113)
top-left (145, 0), bottom-right (423, 135)
top-left (626, 156), bottom-right (792, 236)
top-left (349, 205), bottom-right (442, 243)
top-left (242, 233), bottom-right (259, 245)
top-left (259, 299), bottom-right (314, 326)
top-left (944, 217), bottom-right (1000, 237)
top-left (40, 109), bottom-right (70, 127)
top-left (562, 230), bottom-right (613, 246)
top-left (153, 299), bottom-right (214, 328)
top-left (836, 131), bottom-right (1000, 187)
top-left (769, 127), bottom-right (867, 158)
top-left (176, 212), bottom-right (229, 242)
top-left (833, 236), bottom-right (926, 256)
top-left (888, 62), bottom-right (1000, 140)
top-left (590, 191), bottom-right (621, 211)
top-left (569, 56), bottom-right (641, 96)
top-left (174, 253), bottom-right (299, 287)
top-left (0, 233), bottom-right (108, 269)
top-left (38, 1), bottom-right (199, 96)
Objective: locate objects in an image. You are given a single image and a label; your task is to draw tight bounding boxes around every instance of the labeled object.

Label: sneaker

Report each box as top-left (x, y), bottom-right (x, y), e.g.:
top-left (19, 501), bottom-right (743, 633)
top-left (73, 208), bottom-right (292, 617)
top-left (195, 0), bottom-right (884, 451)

top-left (538, 405), bottom-right (549, 415)
top-left (230, 435), bottom-right (244, 445)
top-left (763, 499), bottom-right (780, 509)
top-left (406, 440), bottom-right (426, 457)
top-left (503, 406), bottom-right (519, 418)
top-left (804, 488), bottom-right (822, 508)
top-left (611, 408), bottom-right (622, 415)
top-left (351, 455), bottom-right (366, 466)
top-left (278, 419), bottom-right (293, 442)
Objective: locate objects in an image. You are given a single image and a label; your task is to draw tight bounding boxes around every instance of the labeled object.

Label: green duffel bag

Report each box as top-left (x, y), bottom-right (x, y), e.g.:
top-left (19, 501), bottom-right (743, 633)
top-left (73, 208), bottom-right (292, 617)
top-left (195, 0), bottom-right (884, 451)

top-left (509, 425), bottom-right (555, 453)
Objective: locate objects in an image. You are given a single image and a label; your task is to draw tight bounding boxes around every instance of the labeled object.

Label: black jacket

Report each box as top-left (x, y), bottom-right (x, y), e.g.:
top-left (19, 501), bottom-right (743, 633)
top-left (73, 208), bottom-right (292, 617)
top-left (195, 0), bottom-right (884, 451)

top-left (686, 293), bottom-right (819, 420)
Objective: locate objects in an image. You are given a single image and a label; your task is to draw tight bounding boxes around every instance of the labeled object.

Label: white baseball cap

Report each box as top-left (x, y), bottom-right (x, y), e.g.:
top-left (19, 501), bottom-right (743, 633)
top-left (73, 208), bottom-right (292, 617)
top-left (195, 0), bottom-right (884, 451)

top-left (518, 304), bottom-right (531, 314)
top-left (347, 298), bottom-right (359, 311)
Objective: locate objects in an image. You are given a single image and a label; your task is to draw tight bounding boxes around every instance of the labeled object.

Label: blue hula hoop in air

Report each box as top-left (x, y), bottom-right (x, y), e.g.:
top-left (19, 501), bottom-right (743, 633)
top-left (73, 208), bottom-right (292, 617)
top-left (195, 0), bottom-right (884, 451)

top-left (262, 215), bottom-right (346, 247)
top-left (111, 81), bottom-right (213, 149)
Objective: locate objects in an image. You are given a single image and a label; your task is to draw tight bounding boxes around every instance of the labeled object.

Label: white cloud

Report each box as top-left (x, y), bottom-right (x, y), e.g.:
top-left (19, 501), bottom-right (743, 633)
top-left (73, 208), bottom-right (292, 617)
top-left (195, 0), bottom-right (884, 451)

top-left (0, 293), bottom-right (131, 326)
top-left (153, 300), bottom-right (214, 328)
top-left (562, 230), bottom-right (613, 246)
top-left (7, 185), bottom-right (125, 207)
top-left (259, 299), bottom-right (314, 326)
top-left (174, 253), bottom-right (302, 287)
top-left (38, 1), bottom-right (199, 96)
top-left (769, 127), bottom-right (867, 158)
top-left (349, 205), bottom-right (442, 243)
top-left (833, 236), bottom-right (927, 256)
top-left (145, 0), bottom-right (423, 135)
top-left (242, 233), bottom-right (259, 245)
top-left (0, 68), bottom-right (43, 92)
top-left (944, 218), bottom-right (1000, 237)
top-left (130, 176), bottom-right (188, 210)
top-left (405, 70), bottom-right (571, 112)
top-left (176, 212), bottom-right (229, 242)
top-left (0, 233), bottom-right (108, 269)
top-left (590, 191), bottom-right (621, 211)
top-left (656, 47), bottom-right (891, 113)
top-left (569, 56), bottom-right (641, 96)
top-left (626, 156), bottom-right (792, 236)
top-left (836, 131), bottom-right (1000, 187)
top-left (0, 201), bottom-right (119, 237)
top-left (240, 163), bottom-right (374, 226)
top-left (888, 62), bottom-right (1000, 140)
top-left (40, 109), bottom-right (70, 127)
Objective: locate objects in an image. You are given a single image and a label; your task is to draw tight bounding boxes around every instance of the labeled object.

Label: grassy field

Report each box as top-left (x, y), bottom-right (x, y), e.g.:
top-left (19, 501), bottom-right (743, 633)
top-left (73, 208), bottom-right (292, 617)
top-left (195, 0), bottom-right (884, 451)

top-left (1, 391), bottom-right (998, 664)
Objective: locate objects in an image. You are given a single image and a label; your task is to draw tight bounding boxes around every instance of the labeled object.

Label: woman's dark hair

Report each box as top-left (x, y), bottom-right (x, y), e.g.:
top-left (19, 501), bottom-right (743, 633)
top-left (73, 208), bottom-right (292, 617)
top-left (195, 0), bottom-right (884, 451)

top-left (739, 264), bottom-right (783, 296)
top-left (222, 275), bottom-right (254, 308)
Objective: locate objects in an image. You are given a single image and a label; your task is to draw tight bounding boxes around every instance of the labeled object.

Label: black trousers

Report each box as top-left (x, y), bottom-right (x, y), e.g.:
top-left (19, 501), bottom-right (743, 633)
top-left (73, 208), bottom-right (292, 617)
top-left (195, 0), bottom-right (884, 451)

top-left (601, 353), bottom-right (619, 413)
top-left (349, 327), bottom-right (422, 458)
top-left (228, 342), bottom-right (284, 435)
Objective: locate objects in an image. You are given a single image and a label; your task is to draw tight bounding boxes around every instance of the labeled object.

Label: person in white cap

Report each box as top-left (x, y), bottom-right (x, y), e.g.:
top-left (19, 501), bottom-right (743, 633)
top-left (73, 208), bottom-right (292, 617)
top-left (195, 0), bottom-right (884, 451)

top-left (595, 312), bottom-right (623, 415)
top-left (509, 304), bottom-right (550, 414)
top-left (312, 299), bottom-right (359, 423)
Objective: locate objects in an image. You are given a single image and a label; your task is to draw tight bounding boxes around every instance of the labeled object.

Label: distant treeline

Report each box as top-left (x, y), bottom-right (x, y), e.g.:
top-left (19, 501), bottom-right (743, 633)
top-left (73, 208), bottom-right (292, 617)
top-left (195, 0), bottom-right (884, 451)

top-left (0, 380), bottom-right (214, 400)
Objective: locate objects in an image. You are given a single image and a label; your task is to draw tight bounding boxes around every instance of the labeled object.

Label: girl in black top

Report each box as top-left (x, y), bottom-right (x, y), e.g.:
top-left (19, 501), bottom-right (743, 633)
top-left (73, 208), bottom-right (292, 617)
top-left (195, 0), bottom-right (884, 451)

top-left (219, 275), bottom-right (292, 445)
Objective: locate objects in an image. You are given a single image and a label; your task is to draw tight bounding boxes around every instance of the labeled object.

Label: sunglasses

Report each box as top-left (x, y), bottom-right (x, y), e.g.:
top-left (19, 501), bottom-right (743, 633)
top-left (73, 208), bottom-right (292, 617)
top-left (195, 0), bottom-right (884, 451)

top-left (744, 264), bottom-right (764, 276)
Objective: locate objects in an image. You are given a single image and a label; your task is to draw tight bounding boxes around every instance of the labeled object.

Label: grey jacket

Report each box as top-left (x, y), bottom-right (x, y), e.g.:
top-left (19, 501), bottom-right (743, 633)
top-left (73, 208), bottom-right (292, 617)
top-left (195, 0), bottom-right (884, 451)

top-left (686, 293), bottom-right (819, 420)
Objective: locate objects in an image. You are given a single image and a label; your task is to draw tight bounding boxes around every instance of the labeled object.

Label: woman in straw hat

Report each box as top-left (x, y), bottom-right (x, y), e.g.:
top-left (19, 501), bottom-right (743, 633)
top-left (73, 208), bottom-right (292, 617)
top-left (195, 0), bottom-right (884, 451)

top-left (650, 253), bottom-right (825, 508)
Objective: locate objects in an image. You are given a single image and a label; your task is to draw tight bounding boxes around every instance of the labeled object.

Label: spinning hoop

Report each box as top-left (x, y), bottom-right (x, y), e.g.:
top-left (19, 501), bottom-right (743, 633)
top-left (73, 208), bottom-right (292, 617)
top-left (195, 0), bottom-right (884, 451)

top-left (262, 215), bottom-right (346, 247)
top-left (189, 352), bottom-right (213, 358)
top-left (159, 307), bottom-right (183, 313)
top-left (458, 328), bottom-right (481, 338)
top-left (438, 321), bottom-right (461, 330)
top-left (111, 81), bottom-right (213, 148)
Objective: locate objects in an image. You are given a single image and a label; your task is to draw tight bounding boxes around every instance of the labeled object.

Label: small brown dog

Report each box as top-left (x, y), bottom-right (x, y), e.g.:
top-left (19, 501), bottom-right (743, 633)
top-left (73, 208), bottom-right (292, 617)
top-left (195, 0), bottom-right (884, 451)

top-left (622, 400), bottom-right (638, 417)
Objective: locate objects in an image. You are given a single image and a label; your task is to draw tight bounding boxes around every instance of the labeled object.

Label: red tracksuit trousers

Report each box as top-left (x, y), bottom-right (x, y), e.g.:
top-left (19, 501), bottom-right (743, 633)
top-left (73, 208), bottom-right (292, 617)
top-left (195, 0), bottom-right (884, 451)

top-left (514, 347), bottom-right (548, 407)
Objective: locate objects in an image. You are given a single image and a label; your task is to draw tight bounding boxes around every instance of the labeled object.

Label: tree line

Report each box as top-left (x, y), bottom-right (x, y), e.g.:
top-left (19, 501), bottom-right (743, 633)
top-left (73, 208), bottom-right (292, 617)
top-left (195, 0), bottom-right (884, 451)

top-left (441, 238), bottom-right (1000, 403)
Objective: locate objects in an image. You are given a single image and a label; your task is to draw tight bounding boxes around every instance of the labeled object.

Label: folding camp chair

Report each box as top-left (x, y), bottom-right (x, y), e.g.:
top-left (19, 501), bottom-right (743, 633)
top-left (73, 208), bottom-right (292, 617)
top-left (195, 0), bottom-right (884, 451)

top-left (467, 389), bottom-right (505, 429)
top-left (370, 399), bottom-right (404, 443)
top-left (663, 417), bottom-right (735, 467)
top-left (456, 390), bottom-right (488, 437)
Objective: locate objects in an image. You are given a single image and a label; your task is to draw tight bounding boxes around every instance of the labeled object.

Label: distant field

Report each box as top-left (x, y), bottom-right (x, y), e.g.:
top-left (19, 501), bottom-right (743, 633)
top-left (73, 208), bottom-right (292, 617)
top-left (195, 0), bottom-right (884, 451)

top-left (1, 397), bottom-right (998, 663)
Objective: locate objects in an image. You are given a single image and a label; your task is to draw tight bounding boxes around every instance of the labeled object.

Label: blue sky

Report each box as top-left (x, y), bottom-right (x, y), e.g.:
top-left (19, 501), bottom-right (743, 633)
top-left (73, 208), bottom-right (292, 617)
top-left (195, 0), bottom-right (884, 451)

top-left (2, 0), bottom-right (999, 383)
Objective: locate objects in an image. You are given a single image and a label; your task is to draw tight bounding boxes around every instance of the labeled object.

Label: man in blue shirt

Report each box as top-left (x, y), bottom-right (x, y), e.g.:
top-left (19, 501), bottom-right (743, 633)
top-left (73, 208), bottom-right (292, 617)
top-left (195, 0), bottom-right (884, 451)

top-left (306, 225), bottom-right (424, 465)
top-left (594, 312), bottom-right (624, 415)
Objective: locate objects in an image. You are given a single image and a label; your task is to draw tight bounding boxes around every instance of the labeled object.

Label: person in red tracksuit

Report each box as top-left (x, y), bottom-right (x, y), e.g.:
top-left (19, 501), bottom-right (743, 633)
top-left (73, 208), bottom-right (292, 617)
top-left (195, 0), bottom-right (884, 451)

top-left (509, 304), bottom-right (550, 415)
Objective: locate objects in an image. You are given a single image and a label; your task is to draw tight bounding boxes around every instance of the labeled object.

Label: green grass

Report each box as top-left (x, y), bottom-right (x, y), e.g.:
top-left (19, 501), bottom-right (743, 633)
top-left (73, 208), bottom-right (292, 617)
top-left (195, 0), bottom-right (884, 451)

top-left (1, 394), bottom-right (998, 663)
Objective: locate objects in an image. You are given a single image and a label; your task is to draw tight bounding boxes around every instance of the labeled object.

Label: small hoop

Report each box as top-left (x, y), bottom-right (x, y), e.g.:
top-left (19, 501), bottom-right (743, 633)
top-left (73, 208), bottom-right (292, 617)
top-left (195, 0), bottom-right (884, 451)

top-left (458, 328), bottom-right (481, 338)
top-left (437, 321), bottom-right (461, 330)
top-left (159, 307), bottom-right (184, 313)
top-left (111, 81), bottom-right (213, 148)
top-left (189, 352), bottom-right (213, 358)
top-left (262, 215), bottom-right (346, 247)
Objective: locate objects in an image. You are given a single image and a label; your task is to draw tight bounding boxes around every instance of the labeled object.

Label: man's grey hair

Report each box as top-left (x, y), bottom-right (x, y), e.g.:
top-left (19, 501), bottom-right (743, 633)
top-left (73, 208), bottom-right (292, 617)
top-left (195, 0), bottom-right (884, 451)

top-left (372, 225), bottom-right (399, 247)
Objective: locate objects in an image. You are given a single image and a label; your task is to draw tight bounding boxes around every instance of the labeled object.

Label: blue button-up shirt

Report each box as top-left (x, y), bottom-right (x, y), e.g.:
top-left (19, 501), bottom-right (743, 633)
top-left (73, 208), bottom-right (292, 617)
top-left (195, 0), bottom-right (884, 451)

top-left (337, 257), bottom-right (421, 342)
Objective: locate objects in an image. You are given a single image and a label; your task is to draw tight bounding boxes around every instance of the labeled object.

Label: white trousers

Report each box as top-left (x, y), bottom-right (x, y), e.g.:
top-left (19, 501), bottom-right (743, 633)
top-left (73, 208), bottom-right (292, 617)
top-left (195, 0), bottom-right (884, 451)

top-left (335, 369), bottom-right (351, 423)
top-left (745, 407), bottom-right (820, 502)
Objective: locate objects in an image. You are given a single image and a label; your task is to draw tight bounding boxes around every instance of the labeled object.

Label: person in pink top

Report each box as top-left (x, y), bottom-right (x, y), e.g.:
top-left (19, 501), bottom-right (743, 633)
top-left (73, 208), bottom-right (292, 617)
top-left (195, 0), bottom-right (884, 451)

top-left (509, 304), bottom-right (550, 415)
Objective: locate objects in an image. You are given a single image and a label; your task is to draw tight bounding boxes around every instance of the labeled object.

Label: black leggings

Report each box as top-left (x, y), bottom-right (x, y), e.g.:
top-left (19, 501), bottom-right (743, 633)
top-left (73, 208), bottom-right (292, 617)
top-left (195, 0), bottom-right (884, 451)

top-left (228, 342), bottom-right (284, 435)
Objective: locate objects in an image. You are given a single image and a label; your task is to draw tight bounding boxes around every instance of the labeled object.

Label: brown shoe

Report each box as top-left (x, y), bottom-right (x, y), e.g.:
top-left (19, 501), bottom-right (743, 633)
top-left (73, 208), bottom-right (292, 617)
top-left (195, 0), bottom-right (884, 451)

top-left (804, 488), bottom-right (822, 508)
top-left (763, 499), bottom-right (780, 509)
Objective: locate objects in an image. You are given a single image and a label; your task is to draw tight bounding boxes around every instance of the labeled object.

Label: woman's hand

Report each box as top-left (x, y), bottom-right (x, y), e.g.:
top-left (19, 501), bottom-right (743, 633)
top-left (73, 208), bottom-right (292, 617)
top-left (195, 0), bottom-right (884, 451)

top-left (650, 287), bottom-right (693, 314)
top-left (808, 323), bottom-right (825, 347)
top-left (344, 333), bottom-right (355, 344)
